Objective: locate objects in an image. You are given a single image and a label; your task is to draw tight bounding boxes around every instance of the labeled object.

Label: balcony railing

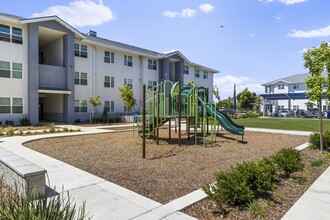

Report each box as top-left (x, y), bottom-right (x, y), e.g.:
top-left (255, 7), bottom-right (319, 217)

top-left (39, 64), bottom-right (66, 89)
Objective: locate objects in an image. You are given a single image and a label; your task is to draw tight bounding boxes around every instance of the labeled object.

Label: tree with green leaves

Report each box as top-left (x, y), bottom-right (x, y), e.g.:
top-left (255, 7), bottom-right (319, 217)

top-left (118, 84), bottom-right (137, 121)
top-left (304, 41), bottom-right (330, 151)
top-left (212, 85), bottom-right (221, 108)
top-left (89, 95), bottom-right (101, 123)
top-left (237, 88), bottom-right (257, 110)
top-left (219, 97), bottom-right (233, 109)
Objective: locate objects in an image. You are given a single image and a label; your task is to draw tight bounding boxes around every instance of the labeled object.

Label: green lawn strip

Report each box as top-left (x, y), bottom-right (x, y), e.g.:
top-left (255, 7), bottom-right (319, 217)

top-left (233, 118), bottom-right (330, 132)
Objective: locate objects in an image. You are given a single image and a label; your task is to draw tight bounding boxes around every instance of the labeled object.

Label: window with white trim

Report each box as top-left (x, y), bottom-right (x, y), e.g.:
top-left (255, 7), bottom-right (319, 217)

top-left (0, 61), bottom-right (10, 78)
top-left (74, 44), bottom-right (88, 58)
top-left (278, 84), bottom-right (284, 90)
top-left (12, 27), bottom-right (22, 44)
top-left (124, 78), bottom-right (133, 88)
top-left (148, 59), bottom-right (157, 70)
top-left (183, 65), bottom-right (189, 75)
top-left (104, 51), bottom-right (114, 63)
top-left (104, 101), bottom-right (114, 113)
top-left (293, 105), bottom-right (299, 111)
top-left (74, 100), bottom-right (87, 112)
top-left (278, 105), bottom-right (284, 111)
top-left (12, 62), bottom-right (22, 79)
top-left (124, 55), bottom-right (133, 67)
top-left (0, 97), bottom-right (10, 113)
top-left (0, 24), bottom-right (10, 42)
top-left (12, 98), bottom-right (23, 113)
top-left (195, 69), bottom-right (200, 78)
top-left (293, 83), bottom-right (299, 89)
top-left (74, 72), bottom-right (87, 85)
top-left (203, 71), bottom-right (208, 79)
top-left (148, 80), bottom-right (157, 90)
top-left (104, 76), bottom-right (114, 88)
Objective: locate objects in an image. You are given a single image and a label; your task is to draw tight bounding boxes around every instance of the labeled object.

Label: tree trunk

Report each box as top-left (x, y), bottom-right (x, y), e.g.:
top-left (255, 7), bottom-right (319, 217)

top-left (319, 100), bottom-right (324, 152)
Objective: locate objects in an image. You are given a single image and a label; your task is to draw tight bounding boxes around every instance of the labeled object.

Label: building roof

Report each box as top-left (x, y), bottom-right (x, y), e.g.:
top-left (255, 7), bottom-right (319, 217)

top-left (261, 73), bottom-right (309, 86)
top-left (0, 11), bottom-right (219, 73)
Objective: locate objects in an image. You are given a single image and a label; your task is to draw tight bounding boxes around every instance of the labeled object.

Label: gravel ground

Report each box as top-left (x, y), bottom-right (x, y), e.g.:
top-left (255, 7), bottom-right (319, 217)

top-left (24, 130), bottom-right (308, 204)
top-left (184, 148), bottom-right (329, 219)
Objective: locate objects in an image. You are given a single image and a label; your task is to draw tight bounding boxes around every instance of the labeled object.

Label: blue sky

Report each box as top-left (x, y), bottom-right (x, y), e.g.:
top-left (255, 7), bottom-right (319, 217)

top-left (2, 0), bottom-right (330, 99)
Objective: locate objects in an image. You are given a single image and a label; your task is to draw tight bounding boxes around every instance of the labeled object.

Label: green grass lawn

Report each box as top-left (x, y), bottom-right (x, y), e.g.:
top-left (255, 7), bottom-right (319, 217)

top-left (233, 118), bottom-right (330, 132)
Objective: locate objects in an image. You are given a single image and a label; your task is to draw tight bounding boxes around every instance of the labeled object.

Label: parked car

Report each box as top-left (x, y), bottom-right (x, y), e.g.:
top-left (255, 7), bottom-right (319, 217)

top-left (295, 109), bottom-right (309, 118)
top-left (279, 109), bottom-right (292, 117)
top-left (308, 108), bottom-right (325, 118)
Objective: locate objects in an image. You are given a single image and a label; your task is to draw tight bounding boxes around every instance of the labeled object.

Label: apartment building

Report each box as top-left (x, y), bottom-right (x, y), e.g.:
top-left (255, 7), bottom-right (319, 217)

top-left (260, 73), bottom-right (328, 114)
top-left (0, 12), bottom-right (218, 125)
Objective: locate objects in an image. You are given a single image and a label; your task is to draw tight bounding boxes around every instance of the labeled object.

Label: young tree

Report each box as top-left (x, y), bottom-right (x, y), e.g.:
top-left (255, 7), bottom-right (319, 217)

top-left (212, 85), bottom-right (221, 108)
top-left (304, 41), bottom-right (330, 151)
top-left (118, 84), bottom-right (137, 121)
top-left (89, 95), bottom-right (101, 123)
top-left (237, 88), bottom-right (257, 110)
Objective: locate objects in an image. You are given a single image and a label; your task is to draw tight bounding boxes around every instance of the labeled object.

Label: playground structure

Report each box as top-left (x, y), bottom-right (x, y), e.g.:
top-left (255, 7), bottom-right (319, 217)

top-left (136, 80), bottom-right (245, 152)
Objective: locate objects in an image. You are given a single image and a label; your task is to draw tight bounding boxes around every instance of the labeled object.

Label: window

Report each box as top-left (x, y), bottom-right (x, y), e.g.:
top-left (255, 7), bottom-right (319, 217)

top-left (0, 24), bottom-right (10, 42)
top-left (293, 83), bottom-right (299, 89)
top-left (104, 51), bottom-right (114, 63)
top-left (148, 59), bottom-right (157, 70)
top-left (12, 62), bottom-right (22, 79)
top-left (104, 101), bottom-right (114, 113)
top-left (148, 80), bottom-right (157, 90)
top-left (124, 55), bottom-right (133, 67)
top-left (12, 27), bottom-right (22, 44)
top-left (74, 44), bottom-right (88, 58)
top-left (74, 72), bottom-right (87, 85)
top-left (12, 98), bottom-right (22, 113)
top-left (183, 65), bottom-right (189, 75)
top-left (104, 76), bottom-right (114, 88)
top-left (293, 105), bottom-right (299, 111)
top-left (278, 84), bottom-right (284, 90)
top-left (277, 105), bottom-right (284, 111)
top-left (74, 100), bottom-right (87, 112)
top-left (0, 97), bottom-right (10, 113)
top-left (0, 61), bottom-right (10, 78)
top-left (124, 78), bottom-right (133, 88)
top-left (203, 71), bottom-right (208, 79)
top-left (195, 69), bottom-right (200, 78)
top-left (323, 105), bottom-right (327, 112)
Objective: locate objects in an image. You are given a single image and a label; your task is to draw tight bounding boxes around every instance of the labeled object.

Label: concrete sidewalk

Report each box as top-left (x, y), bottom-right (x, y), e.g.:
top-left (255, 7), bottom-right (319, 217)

top-left (1, 125), bottom-right (329, 219)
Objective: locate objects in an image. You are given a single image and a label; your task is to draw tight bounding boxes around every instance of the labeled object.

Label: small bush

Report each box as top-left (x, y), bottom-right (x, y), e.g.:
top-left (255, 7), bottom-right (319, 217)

top-left (310, 158), bottom-right (325, 167)
top-left (48, 123), bottom-right (56, 133)
top-left (245, 111), bottom-right (258, 119)
top-left (5, 126), bottom-right (15, 137)
top-left (273, 148), bottom-right (303, 177)
top-left (246, 200), bottom-right (266, 219)
top-left (0, 121), bottom-right (2, 127)
top-left (5, 120), bottom-right (14, 126)
top-left (63, 127), bottom-right (69, 132)
top-left (114, 117), bottom-right (121, 123)
top-left (203, 168), bottom-right (255, 206)
top-left (291, 176), bottom-right (307, 185)
top-left (74, 119), bottom-right (81, 124)
top-left (309, 131), bottom-right (330, 150)
top-left (19, 117), bottom-right (31, 126)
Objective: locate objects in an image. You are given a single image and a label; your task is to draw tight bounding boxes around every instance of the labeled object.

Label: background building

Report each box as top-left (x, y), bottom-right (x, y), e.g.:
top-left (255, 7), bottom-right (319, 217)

top-left (0, 12), bottom-right (218, 125)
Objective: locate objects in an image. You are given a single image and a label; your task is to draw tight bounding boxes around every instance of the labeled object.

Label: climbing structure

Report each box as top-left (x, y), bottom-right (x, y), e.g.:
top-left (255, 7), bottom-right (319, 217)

top-left (136, 80), bottom-right (244, 146)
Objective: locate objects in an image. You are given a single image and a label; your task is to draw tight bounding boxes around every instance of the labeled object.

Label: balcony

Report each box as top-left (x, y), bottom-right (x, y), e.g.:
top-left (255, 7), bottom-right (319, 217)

top-left (39, 64), bottom-right (66, 90)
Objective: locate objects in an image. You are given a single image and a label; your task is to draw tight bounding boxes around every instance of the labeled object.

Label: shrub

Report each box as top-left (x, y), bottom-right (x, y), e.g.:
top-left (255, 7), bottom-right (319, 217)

top-left (114, 117), bottom-right (121, 123)
top-left (246, 200), bottom-right (266, 219)
top-left (203, 168), bottom-right (255, 206)
top-left (0, 185), bottom-right (90, 220)
top-left (74, 119), bottom-right (81, 124)
top-left (0, 121), bottom-right (2, 127)
top-left (245, 111), bottom-right (258, 119)
top-left (310, 158), bottom-right (325, 167)
top-left (63, 127), bottom-right (69, 132)
top-left (48, 123), bottom-right (56, 133)
top-left (19, 117), bottom-right (31, 126)
top-left (273, 148), bottom-right (303, 177)
top-left (5, 120), bottom-right (14, 126)
top-left (309, 131), bottom-right (330, 150)
top-left (5, 126), bottom-right (15, 137)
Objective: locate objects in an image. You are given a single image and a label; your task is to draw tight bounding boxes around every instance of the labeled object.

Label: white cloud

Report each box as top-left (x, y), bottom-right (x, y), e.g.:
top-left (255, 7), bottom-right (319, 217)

top-left (162, 8), bottom-right (196, 18)
top-left (31, 0), bottom-right (115, 27)
top-left (213, 74), bottom-right (264, 97)
top-left (199, 3), bottom-right (215, 13)
top-left (258, 0), bottom-right (307, 5)
top-left (288, 25), bottom-right (330, 38)
top-left (249, 33), bottom-right (256, 37)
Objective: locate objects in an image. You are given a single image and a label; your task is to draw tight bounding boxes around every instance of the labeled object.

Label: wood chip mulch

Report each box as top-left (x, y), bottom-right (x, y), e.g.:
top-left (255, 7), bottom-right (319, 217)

top-left (24, 130), bottom-right (308, 204)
